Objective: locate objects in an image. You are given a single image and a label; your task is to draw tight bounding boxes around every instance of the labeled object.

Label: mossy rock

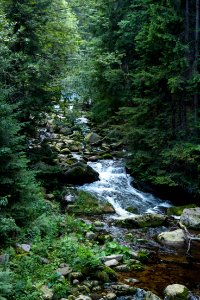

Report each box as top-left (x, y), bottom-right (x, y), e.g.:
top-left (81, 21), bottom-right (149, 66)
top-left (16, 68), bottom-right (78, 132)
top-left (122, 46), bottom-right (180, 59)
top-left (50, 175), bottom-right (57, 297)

top-left (167, 204), bottom-right (197, 216)
top-left (98, 153), bottom-right (113, 159)
top-left (68, 191), bottom-right (115, 215)
top-left (164, 284), bottom-right (190, 300)
top-left (116, 214), bottom-right (166, 228)
top-left (62, 162), bottom-right (99, 185)
top-left (94, 266), bottom-right (117, 282)
top-left (94, 270), bottom-right (109, 282)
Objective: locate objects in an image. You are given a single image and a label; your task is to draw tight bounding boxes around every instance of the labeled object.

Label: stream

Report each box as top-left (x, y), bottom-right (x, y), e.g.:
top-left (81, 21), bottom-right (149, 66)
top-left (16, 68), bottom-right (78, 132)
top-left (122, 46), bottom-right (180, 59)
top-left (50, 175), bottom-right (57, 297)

top-left (50, 106), bottom-right (200, 298)
top-left (77, 158), bottom-right (200, 299)
top-left (80, 159), bottom-right (171, 218)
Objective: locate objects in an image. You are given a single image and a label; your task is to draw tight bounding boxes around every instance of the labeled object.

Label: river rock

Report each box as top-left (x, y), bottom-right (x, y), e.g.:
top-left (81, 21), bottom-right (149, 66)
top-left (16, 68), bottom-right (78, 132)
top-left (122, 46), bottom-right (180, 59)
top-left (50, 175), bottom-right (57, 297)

top-left (105, 293), bottom-right (117, 300)
top-left (111, 283), bottom-right (136, 295)
top-left (62, 162), bottom-right (99, 185)
top-left (16, 243), bottom-right (31, 253)
top-left (180, 207), bottom-right (200, 230)
top-left (101, 254), bottom-right (123, 262)
top-left (59, 127), bottom-right (72, 135)
top-left (164, 284), bottom-right (190, 299)
top-left (135, 289), bottom-right (161, 300)
top-left (76, 296), bottom-right (92, 300)
top-left (85, 132), bottom-right (102, 145)
top-left (104, 259), bottom-right (119, 267)
top-left (115, 264), bottom-right (131, 272)
top-left (40, 285), bottom-right (53, 299)
top-left (60, 148), bottom-right (71, 154)
top-left (88, 156), bottom-right (98, 162)
top-left (116, 214), bottom-right (166, 228)
top-left (157, 229), bottom-right (185, 247)
top-left (86, 231), bottom-right (97, 240)
top-left (56, 264), bottom-right (72, 276)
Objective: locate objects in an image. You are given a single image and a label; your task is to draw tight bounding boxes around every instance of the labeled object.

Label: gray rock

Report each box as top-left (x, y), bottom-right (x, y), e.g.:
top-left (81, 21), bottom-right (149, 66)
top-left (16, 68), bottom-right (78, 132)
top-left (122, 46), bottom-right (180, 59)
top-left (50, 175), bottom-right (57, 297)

top-left (158, 229), bottom-right (185, 247)
top-left (86, 231), bottom-right (97, 240)
top-left (135, 289), bottom-right (161, 300)
top-left (16, 243), bottom-right (31, 253)
top-left (59, 127), bottom-right (72, 135)
top-left (114, 264), bottom-right (131, 272)
top-left (105, 293), bottom-right (117, 300)
top-left (164, 284), bottom-right (190, 299)
top-left (40, 285), bottom-right (53, 299)
top-left (76, 296), bottom-right (92, 300)
top-left (56, 265), bottom-right (72, 276)
top-left (39, 257), bottom-right (50, 264)
top-left (73, 279), bottom-right (79, 285)
top-left (46, 194), bottom-right (54, 200)
top-left (85, 132), bottom-right (102, 145)
top-left (180, 208), bottom-right (200, 230)
top-left (104, 259), bottom-right (119, 267)
top-left (129, 251), bottom-right (139, 259)
top-left (94, 221), bottom-right (106, 227)
top-left (111, 283), bottom-right (136, 294)
top-left (125, 278), bottom-right (140, 283)
top-left (101, 254), bottom-right (123, 262)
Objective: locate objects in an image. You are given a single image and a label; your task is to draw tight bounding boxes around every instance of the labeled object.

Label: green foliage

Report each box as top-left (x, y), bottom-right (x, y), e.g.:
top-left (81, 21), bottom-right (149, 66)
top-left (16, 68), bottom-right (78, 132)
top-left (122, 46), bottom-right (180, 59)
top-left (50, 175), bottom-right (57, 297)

top-left (0, 268), bottom-right (13, 300)
top-left (54, 235), bottom-right (101, 273)
top-left (1, 0), bottom-right (80, 132)
top-left (101, 241), bottom-right (132, 258)
top-left (74, 0), bottom-right (200, 199)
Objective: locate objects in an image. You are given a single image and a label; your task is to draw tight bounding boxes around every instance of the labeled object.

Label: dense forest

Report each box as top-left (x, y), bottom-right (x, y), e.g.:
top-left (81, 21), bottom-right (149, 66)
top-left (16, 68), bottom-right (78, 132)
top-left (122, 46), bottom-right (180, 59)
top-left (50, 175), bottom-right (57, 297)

top-left (0, 0), bottom-right (200, 299)
top-left (72, 0), bottom-right (200, 202)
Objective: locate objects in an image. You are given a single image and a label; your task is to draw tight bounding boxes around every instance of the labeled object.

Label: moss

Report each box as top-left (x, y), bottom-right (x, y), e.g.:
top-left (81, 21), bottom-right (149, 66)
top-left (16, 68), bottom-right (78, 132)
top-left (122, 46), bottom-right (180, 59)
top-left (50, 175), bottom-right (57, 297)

top-left (94, 266), bottom-right (117, 282)
top-left (94, 270), bottom-right (109, 282)
top-left (69, 191), bottom-right (114, 215)
top-left (98, 153), bottom-right (113, 159)
top-left (167, 204), bottom-right (197, 216)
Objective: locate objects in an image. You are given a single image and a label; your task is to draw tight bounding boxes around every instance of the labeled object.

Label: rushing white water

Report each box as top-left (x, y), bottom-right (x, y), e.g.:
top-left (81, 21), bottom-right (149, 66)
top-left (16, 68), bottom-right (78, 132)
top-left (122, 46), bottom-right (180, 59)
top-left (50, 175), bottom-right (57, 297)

top-left (80, 159), bottom-right (171, 217)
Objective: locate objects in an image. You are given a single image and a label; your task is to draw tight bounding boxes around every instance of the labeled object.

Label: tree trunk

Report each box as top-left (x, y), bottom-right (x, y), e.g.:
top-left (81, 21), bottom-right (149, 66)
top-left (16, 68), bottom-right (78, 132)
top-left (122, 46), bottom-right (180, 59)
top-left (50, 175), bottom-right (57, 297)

top-left (194, 0), bottom-right (199, 123)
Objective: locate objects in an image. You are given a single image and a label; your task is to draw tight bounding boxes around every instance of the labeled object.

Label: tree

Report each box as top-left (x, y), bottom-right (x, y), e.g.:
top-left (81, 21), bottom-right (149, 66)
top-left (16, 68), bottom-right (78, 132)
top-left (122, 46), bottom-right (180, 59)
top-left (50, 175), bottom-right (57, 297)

top-left (2, 0), bottom-right (79, 135)
top-left (0, 12), bottom-right (45, 241)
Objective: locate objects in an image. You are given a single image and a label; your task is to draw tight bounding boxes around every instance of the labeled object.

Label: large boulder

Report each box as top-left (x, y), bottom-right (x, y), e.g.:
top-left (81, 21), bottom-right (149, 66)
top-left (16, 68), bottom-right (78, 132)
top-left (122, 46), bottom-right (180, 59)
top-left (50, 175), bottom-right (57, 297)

top-left (85, 132), bottom-right (102, 145)
top-left (180, 207), bottom-right (200, 230)
top-left (116, 214), bottom-right (166, 228)
top-left (157, 229), bottom-right (185, 247)
top-left (62, 162), bottom-right (99, 185)
top-left (164, 284), bottom-right (190, 300)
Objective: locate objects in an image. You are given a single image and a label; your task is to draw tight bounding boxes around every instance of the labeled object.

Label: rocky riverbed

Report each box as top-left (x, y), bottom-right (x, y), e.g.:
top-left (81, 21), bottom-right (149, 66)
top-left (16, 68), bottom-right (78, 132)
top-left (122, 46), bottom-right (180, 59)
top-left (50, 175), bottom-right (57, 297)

top-left (34, 104), bottom-right (200, 300)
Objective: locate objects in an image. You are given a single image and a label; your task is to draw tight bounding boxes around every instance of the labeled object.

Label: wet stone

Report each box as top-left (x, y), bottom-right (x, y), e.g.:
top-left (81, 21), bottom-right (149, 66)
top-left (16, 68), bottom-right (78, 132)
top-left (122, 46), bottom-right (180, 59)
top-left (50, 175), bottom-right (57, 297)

top-left (164, 284), bottom-right (190, 300)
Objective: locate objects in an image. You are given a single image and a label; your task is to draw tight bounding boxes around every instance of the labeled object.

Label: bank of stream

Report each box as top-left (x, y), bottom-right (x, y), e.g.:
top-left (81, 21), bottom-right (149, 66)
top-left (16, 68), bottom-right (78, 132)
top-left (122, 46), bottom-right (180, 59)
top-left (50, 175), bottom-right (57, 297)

top-left (44, 106), bottom-right (200, 299)
top-left (77, 159), bottom-right (200, 298)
